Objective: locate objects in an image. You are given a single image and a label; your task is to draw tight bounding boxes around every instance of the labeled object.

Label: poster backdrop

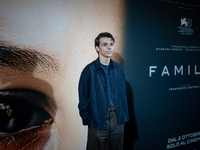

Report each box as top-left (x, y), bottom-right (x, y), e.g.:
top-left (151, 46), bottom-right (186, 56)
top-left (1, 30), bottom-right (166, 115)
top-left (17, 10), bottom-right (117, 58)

top-left (1, 0), bottom-right (200, 150)
top-left (124, 0), bottom-right (200, 149)
top-left (0, 0), bottom-right (126, 149)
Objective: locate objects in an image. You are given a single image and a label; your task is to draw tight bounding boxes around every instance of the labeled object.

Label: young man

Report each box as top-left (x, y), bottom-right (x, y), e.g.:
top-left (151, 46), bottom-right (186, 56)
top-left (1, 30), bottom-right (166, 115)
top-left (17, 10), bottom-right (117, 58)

top-left (78, 32), bottom-right (129, 150)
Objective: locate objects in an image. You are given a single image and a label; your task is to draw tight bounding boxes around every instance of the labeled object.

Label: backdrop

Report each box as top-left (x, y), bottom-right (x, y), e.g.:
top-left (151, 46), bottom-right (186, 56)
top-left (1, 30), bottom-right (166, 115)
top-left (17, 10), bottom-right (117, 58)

top-left (0, 0), bottom-right (126, 149)
top-left (0, 0), bottom-right (200, 150)
top-left (124, 0), bottom-right (200, 150)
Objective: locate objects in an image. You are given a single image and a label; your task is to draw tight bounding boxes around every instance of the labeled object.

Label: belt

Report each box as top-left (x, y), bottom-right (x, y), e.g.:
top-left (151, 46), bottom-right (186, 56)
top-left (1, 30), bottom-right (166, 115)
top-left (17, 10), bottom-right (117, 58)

top-left (107, 107), bottom-right (116, 112)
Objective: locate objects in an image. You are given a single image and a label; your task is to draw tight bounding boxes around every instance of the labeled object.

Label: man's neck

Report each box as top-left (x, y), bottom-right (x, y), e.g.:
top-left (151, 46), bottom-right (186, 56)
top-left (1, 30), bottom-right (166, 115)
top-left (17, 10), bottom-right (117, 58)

top-left (99, 55), bottom-right (110, 65)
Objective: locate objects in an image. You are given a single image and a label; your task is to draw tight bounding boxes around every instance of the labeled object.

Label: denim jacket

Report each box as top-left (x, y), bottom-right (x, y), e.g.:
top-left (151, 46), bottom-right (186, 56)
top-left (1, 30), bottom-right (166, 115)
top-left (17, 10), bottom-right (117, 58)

top-left (78, 57), bottom-right (129, 130)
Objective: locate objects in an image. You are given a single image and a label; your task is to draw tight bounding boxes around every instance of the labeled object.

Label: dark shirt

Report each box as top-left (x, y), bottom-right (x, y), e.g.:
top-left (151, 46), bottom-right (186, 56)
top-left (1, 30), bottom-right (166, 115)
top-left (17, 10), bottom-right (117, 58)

top-left (101, 63), bottom-right (115, 107)
top-left (78, 57), bottom-right (129, 130)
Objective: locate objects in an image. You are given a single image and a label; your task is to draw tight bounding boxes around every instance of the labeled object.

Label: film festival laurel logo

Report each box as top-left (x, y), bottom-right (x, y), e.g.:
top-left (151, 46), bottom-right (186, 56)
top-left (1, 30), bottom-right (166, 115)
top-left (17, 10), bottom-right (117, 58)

top-left (178, 18), bottom-right (194, 35)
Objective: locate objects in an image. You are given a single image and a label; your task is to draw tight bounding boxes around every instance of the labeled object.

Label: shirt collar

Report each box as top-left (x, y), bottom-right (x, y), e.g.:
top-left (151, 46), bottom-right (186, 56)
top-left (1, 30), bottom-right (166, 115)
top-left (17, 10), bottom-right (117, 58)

top-left (94, 57), bottom-right (116, 70)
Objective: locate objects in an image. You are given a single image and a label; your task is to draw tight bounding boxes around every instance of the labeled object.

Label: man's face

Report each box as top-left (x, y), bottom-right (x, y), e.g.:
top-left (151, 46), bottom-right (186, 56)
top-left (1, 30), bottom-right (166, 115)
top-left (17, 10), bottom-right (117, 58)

top-left (6, 105), bottom-right (13, 117)
top-left (0, 0), bottom-right (126, 149)
top-left (96, 37), bottom-right (114, 59)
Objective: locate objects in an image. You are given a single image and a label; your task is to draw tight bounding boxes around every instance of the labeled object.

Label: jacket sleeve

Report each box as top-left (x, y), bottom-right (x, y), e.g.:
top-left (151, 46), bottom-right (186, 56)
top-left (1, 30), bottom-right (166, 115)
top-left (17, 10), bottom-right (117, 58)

top-left (78, 67), bottom-right (91, 125)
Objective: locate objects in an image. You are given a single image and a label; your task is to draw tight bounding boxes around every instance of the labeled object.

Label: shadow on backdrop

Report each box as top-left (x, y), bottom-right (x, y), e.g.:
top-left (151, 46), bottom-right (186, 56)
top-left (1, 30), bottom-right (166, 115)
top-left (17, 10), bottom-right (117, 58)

top-left (112, 52), bottom-right (138, 150)
top-left (123, 81), bottom-right (138, 150)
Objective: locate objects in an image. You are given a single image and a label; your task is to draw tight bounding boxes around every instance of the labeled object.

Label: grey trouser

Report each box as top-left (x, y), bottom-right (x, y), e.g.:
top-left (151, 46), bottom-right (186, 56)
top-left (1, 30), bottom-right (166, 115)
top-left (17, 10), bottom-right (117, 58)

top-left (87, 111), bottom-right (124, 150)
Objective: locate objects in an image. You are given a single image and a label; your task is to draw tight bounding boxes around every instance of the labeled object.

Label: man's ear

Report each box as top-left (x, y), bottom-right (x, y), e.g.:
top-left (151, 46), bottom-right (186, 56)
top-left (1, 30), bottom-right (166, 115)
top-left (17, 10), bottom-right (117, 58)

top-left (95, 46), bottom-right (99, 52)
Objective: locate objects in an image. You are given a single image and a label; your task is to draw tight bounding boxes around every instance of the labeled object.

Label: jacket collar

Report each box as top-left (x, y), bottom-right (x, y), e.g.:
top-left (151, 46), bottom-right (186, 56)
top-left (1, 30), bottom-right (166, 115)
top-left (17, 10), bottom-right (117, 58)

top-left (94, 57), bottom-right (116, 70)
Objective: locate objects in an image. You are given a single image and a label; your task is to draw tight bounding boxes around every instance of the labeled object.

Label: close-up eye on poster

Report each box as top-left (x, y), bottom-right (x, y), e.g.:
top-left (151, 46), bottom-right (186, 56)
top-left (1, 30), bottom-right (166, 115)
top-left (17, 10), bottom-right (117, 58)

top-left (0, 0), bottom-right (200, 150)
